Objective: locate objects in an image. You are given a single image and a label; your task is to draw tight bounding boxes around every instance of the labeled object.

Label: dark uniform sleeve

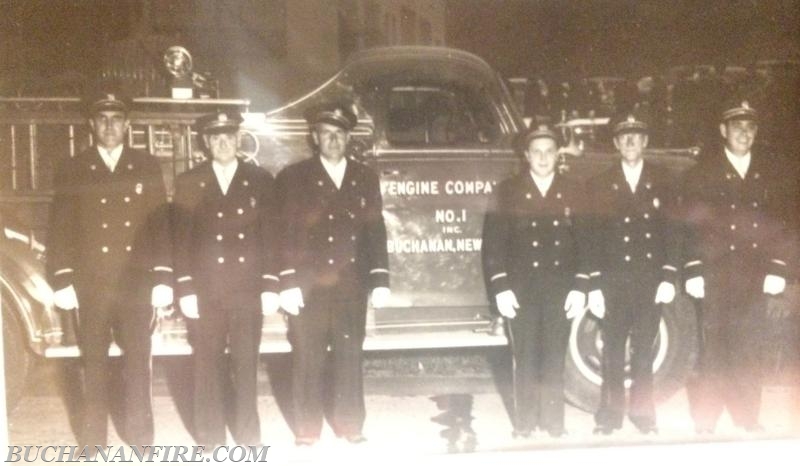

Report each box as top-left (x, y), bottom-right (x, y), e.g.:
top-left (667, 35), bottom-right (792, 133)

top-left (679, 164), bottom-right (708, 280)
top-left (569, 180), bottom-right (593, 293)
top-left (658, 170), bottom-right (681, 284)
top-left (172, 173), bottom-right (199, 298)
top-left (363, 168), bottom-right (389, 290)
top-left (141, 156), bottom-right (172, 287)
top-left (46, 158), bottom-right (80, 291)
top-left (481, 180), bottom-right (512, 297)
top-left (584, 176), bottom-right (610, 291)
top-left (275, 167), bottom-right (300, 291)
top-left (258, 172), bottom-right (281, 293)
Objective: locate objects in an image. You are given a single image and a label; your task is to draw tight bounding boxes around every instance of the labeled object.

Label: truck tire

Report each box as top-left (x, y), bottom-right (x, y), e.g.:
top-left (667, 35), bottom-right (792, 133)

top-left (3, 289), bottom-right (35, 411)
top-left (564, 294), bottom-right (698, 412)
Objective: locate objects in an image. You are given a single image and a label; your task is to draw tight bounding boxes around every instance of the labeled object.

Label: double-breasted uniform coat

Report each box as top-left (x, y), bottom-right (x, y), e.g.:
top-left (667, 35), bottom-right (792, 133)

top-left (681, 147), bottom-right (789, 431)
top-left (172, 158), bottom-right (279, 446)
top-left (47, 146), bottom-right (170, 447)
top-left (276, 154), bottom-right (389, 440)
top-left (587, 160), bottom-right (679, 431)
top-left (482, 171), bottom-right (590, 435)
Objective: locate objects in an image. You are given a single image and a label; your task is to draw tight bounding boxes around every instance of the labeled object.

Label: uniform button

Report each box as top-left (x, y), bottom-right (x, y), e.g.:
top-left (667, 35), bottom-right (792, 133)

top-left (328, 236), bottom-right (334, 242)
top-left (624, 217), bottom-right (630, 223)
top-left (646, 252), bottom-right (652, 259)
top-left (532, 241), bottom-right (539, 247)
top-left (533, 261), bottom-right (539, 268)
top-left (124, 196), bottom-right (130, 203)
top-left (101, 198), bottom-right (107, 204)
top-left (553, 220), bottom-right (559, 226)
top-left (645, 232), bottom-right (651, 239)
top-left (643, 213), bottom-right (649, 219)
top-left (350, 258), bottom-right (355, 263)
top-left (752, 202), bottom-right (758, 208)
top-left (554, 260), bottom-right (560, 266)
top-left (729, 245), bottom-right (736, 251)
top-left (124, 221), bottom-right (130, 227)
top-left (531, 221), bottom-right (537, 227)
top-left (730, 224), bottom-right (736, 230)
top-left (730, 204), bottom-right (736, 210)
top-left (752, 243), bottom-right (758, 248)
top-left (217, 212), bottom-right (224, 218)
top-left (239, 257), bottom-right (245, 263)
top-left (329, 214), bottom-right (334, 220)
top-left (328, 259), bottom-right (335, 264)
top-left (554, 240), bottom-right (560, 246)
top-left (216, 234), bottom-right (223, 241)
top-left (218, 257), bottom-right (225, 263)
top-left (624, 255), bottom-right (631, 262)
top-left (102, 223), bottom-right (108, 229)
top-left (623, 236), bottom-right (630, 242)
top-left (125, 245), bottom-right (132, 252)
top-left (239, 233), bottom-right (245, 239)
top-left (753, 222), bottom-right (758, 228)
top-left (351, 235), bottom-right (356, 241)
top-left (101, 246), bottom-right (109, 253)
top-left (237, 208), bottom-right (244, 215)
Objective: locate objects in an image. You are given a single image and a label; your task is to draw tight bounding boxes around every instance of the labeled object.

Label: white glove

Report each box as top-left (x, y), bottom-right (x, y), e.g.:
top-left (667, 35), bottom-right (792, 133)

top-left (763, 274), bottom-right (786, 295)
top-left (685, 276), bottom-right (705, 299)
top-left (261, 291), bottom-right (280, 315)
top-left (654, 281), bottom-right (676, 304)
top-left (587, 289), bottom-right (606, 319)
top-left (179, 294), bottom-right (199, 319)
top-left (280, 287), bottom-right (304, 316)
top-left (495, 290), bottom-right (519, 319)
top-left (151, 284), bottom-right (174, 308)
top-left (564, 290), bottom-right (587, 320)
top-left (53, 285), bottom-right (79, 310)
top-left (370, 287), bottom-right (391, 309)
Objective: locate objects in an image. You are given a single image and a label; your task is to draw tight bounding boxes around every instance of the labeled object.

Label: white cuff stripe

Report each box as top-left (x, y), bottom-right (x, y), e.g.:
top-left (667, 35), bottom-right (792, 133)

top-left (771, 259), bottom-right (787, 266)
top-left (663, 265), bottom-right (677, 271)
top-left (576, 274), bottom-right (590, 279)
top-left (54, 268), bottom-right (73, 276)
top-left (370, 268), bottom-right (390, 274)
top-left (177, 276), bottom-right (192, 283)
top-left (153, 266), bottom-right (173, 272)
top-left (685, 260), bottom-right (702, 267)
top-left (490, 272), bottom-right (507, 282)
top-left (590, 271), bottom-right (602, 277)
top-left (279, 269), bottom-right (296, 276)
top-left (262, 274), bottom-right (279, 281)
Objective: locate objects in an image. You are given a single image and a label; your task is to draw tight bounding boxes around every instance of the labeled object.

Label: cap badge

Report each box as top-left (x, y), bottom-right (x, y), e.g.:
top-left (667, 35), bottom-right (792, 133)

top-left (741, 101), bottom-right (750, 110)
top-left (219, 113), bottom-right (228, 122)
top-left (653, 197), bottom-right (660, 209)
top-left (627, 115), bottom-right (636, 123)
top-left (250, 196), bottom-right (257, 208)
top-left (135, 183), bottom-right (143, 195)
top-left (107, 94), bottom-right (116, 101)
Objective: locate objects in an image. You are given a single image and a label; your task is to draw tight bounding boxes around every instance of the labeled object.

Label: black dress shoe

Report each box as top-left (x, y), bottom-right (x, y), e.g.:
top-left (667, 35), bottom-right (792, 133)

top-left (344, 434), bottom-right (367, 444)
top-left (637, 425), bottom-right (659, 435)
top-left (547, 428), bottom-right (568, 438)
top-left (593, 425), bottom-right (616, 436)
top-left (512, 429), bottom-right (532, 439)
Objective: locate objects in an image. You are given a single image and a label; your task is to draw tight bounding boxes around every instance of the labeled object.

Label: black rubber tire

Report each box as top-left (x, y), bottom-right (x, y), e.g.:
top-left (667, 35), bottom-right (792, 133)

top-left (3, 291), bottom-right (35, 412)
top-left (564, 293), bottom-right (698, 412)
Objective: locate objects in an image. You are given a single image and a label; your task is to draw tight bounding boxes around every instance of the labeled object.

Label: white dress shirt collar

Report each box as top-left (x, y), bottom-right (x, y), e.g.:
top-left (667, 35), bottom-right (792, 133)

top-left (530, 171), bottom-right (555, 197)
top-left (212, 158), bottom-right (239, 195)
top-left (97, 145), bottom-right (123, 172)
top-left (724, 147), bottom-right (751, 179)
top-left (621, 159), bottom-right (644, 193)
top-left (320, 156), bottom-right (347, 190)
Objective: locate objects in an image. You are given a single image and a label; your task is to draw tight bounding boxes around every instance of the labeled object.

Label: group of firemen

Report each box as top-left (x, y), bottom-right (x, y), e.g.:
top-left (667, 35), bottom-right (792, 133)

top-left (482, 97), bottom-right (793, 438)
top-left (45, 88), bottom-right (792, 452)
top-left (47, 92), bottom-right (388, 452)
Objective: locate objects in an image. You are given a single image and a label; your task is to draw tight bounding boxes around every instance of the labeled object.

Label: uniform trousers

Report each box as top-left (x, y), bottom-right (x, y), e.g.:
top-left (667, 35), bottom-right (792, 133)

top-left (687, 256), bottom-right (766, 430)
top-left (595, 274), bottom-right (661, 429)
top-left (506, 281), bottom-right (571, 433)
top-left (288, 286), bottom-right (368, 439)
top-left (190, 295), bottom-right (263, 446)
top-left (74, 275), bottom-right (154, 448)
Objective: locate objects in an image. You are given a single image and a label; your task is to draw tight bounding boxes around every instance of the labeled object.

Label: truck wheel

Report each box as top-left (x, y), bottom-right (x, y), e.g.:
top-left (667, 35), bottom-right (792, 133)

top-left (564, 294), bottom-right (698, 412)
top-left (3, 290), bottom-right (35, 411)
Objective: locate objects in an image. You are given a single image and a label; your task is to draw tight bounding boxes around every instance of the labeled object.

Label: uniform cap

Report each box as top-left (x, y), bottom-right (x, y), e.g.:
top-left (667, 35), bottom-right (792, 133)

top-left (720, 99), bottom-right (758, 122)
top-left (86, 92), bottom-right (129, 115)
top-left (520, 124), bottom-right (560, 150)
top-left (305, 102), bottom-right (358, 131)
top-left (196, 111), bottom-right (243, 135)
top-left (612, 112), bottom-right (648, 136)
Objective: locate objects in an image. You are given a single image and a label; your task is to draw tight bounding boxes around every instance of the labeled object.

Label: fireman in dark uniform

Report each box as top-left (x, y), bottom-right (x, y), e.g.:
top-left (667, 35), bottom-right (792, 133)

top-left (47, 92), bottom-right (172, 448)
top-left (586, 112), bottom-right (680, 435)
top-left (682, 99), bottom-right (789, 434)
top-left (276, 102), bottom-right (390, 446)
top-left (172, 112), bottom-right (280, 447)
top-left (482, 125), bottom-right (590, 438)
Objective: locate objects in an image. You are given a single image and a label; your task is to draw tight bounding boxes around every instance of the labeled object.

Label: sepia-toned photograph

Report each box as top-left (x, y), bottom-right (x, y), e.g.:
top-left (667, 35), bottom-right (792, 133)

top-left (1, 0), bottom-right (799, 463)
